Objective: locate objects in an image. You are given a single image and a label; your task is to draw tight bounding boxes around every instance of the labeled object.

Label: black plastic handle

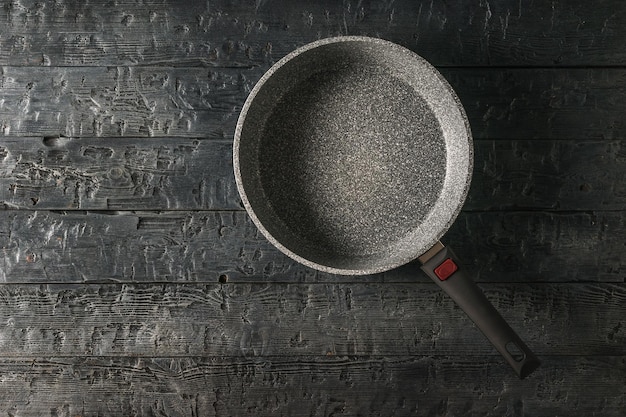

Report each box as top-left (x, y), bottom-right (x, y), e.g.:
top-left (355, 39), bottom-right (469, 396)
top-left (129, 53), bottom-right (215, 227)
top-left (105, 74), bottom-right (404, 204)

top-left (420, 244), bottom-right (540, 379)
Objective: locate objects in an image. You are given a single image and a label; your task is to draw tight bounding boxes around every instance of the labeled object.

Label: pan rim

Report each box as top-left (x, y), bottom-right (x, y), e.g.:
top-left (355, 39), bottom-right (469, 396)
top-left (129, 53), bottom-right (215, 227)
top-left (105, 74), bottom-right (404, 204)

top-left (234, 36), bottom-right (473, 276)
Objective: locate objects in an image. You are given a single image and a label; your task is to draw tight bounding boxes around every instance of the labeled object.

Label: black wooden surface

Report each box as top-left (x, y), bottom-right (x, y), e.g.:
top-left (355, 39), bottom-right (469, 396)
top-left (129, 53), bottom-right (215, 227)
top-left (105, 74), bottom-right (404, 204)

top-left (0, 0), bottom-right (624, 416)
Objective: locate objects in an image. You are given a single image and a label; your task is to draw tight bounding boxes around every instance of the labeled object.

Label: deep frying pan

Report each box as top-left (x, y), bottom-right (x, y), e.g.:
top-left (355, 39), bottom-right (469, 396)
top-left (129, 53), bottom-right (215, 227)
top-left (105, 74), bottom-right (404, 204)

top-left (234, 36), bottom-right (540, 378)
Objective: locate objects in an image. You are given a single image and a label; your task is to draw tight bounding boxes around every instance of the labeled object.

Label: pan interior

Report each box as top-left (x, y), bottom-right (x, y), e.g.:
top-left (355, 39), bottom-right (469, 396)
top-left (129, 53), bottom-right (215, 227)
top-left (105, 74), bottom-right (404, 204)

top-left (260, 67), bottom-right (444, 261)
top-left (236, 39), bottom-right (471, 273)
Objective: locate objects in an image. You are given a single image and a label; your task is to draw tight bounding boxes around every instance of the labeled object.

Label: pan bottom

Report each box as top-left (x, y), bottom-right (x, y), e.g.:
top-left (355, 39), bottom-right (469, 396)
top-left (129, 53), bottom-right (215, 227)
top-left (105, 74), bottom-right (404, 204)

top-left (258, 65), bottom-right (446, 261)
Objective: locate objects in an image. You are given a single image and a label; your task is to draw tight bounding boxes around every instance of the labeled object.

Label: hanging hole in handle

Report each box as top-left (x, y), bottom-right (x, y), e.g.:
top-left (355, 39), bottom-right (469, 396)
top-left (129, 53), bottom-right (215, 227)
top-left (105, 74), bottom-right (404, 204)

top-left (505, 341), bottom-right (526, 362)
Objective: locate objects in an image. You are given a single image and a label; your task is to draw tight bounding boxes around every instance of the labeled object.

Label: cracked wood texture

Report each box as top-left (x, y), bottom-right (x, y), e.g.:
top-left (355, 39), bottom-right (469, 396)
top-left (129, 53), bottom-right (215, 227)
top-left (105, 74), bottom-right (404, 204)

top-left (0, 0), bottom-right (624, 416)
top-left (2, 67), bottom-right (626, 139)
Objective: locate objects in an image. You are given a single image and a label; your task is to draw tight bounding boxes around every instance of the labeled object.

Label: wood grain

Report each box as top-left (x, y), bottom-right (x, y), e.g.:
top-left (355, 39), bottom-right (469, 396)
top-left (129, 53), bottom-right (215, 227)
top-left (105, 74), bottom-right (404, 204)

top-left (0, 210), bottom-right (623, 284)
top-left (0, 66), bottom-right (250, 138)
top-left (0, 282), bottom-right (622, 357)
top-left (447, 68), bottom-right (626, 140)
top-left (1, 66), bottom-right (626, 140)
top-left (468, 139), bottom-right (626, 210)
top-left (0, 137), bottom-right (241, 210)
top-left (0, 356), bottom-right (623, 416)
top-left (1, 0), bottom-right (626, 67)
top-left (1, 137), bottom-right (624, 211)
top-left (0, 0), bottom-right (623, 413)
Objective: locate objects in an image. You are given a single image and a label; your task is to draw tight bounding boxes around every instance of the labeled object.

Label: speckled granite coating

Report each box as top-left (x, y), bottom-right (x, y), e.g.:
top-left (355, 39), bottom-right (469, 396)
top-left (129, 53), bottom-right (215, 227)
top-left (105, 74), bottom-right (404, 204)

top-left (259, 67), bottom-right (445, 256)
top-left (234, 36), bottom-right (473, 275)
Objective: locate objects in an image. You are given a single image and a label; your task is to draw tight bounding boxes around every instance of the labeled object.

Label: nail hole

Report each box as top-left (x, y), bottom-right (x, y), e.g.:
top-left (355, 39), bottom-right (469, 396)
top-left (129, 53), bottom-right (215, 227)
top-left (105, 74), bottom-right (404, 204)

top-left (505, 341), bottom-right (526, 362)
top-left (31, 197), bottom-right (39, 205)
top-left (43, 135), bottom-right (69, 147)
top-left (218, 274), bottom-right (228, 283)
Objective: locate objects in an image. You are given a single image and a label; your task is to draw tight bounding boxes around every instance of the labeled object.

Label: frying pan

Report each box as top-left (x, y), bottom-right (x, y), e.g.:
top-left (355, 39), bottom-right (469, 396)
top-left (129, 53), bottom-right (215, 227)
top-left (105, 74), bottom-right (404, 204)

top-left (233, 36), bottom-right (540, 378)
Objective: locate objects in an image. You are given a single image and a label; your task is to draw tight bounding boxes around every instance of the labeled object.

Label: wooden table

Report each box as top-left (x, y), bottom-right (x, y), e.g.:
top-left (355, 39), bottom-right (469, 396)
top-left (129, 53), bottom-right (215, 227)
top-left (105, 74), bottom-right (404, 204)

top-left (0, 1), bottom-right (624, 415)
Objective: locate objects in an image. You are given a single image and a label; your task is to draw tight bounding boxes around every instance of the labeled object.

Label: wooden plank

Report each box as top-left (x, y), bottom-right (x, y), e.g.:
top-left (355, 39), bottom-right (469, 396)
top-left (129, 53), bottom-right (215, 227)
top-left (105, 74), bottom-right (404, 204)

top-left (1, 137), bottom-right (624, 211)
top-left (468, 139), bottom-right (626, 210)
top-left (2, 0), bottom-right (626, 67)
top-left (0, 137), bottom-right (241, 210)
top-left (447, 68), bottom-right (626, 141)
top-left (0, 66), bottom-right (253, 138)
top-left (0, 356), bottom-right (623, 416)
top-left (0, 210), bottom-right (623, 283)
top-left (1, 2), bottom-right (622, 416)
top-left (2, 66), bottom-right (626, 140)
top-left (0, 283), bottom-right (622, 357)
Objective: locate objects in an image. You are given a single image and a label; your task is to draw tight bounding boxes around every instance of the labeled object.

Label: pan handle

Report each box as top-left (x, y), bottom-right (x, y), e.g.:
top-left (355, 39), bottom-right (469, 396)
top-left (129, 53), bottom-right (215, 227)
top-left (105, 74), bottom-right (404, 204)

top-left (419, 242), bottom-right (540, 379)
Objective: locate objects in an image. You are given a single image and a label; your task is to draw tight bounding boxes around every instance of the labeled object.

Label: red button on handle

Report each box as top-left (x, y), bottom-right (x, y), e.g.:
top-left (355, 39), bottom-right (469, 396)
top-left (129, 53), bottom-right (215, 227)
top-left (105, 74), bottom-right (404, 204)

top-left (434, 258), bottom-right (458, 281)
top-left (420, 245), bottom-right (541, 378)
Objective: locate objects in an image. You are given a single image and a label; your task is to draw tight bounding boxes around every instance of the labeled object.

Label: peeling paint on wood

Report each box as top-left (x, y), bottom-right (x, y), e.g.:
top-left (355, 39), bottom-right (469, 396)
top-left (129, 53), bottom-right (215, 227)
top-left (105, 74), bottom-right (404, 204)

top-left (1, 0), bottom-right (626, 67)
top-left (0, 211), bottom-right (623, 283)
top-left (0, 138), bottom-right (624, 210)
top-left (1, 67), bottom-right (626, 140)
top-left (0, 66), bottom-right (254, 138)
top-left (0, 283), bottom-right (622, 357)
top-left (0, 137), bottom-right (240, 210)
top-left (0, 0), bottom-right (624, 414)
top-left (0, 356), bottom-right (623, 416)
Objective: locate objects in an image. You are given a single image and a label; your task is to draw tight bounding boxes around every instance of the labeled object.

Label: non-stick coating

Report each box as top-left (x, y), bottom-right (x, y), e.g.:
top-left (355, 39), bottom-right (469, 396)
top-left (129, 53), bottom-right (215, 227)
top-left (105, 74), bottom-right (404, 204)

top-left (234, 37), bottom-right (473, 275)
